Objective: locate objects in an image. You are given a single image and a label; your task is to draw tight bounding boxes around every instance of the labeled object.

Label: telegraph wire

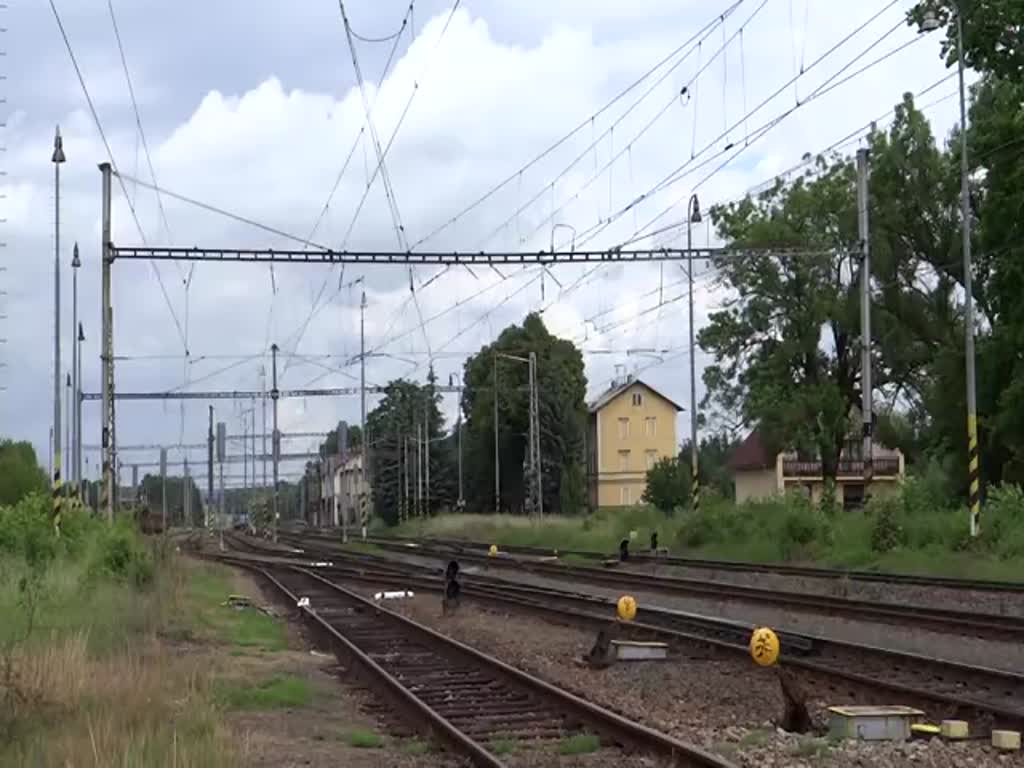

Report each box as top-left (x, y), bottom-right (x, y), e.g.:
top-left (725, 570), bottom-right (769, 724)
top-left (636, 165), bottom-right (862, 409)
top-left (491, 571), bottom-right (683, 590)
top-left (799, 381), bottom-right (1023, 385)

top-left (49, 0), bottom-right (188, 351)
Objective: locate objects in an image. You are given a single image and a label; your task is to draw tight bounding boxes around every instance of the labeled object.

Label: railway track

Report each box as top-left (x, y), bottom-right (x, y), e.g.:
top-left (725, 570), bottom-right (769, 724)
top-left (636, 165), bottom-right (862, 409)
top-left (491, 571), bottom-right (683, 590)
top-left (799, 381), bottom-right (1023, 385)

top-left (224, 555), bottom-right (733, 768)
top-left (224, 534), bottom-right (1024, 731)
top-left (359, 531), bottom-right (1024, 595)
top-left (323, 533), bottom-right (1024, 642)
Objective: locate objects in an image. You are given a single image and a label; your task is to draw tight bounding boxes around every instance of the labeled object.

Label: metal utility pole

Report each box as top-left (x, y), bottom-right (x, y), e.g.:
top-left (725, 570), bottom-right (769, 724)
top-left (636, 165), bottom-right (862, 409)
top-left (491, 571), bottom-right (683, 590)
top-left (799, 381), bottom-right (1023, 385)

top-left (160, 447), bottom-right (168, 532)
top-left (686, 193), bottom-right (701, 513)
top-left (424, 410), bottom-right (430, 516)
top-left (402, 434), bottom-right (409, 523)
top-left (271, 343), bottom-right (280, 541)
top-left (415, 422), bottom-right (422, 518)
top-left (52, 127), bottom-right (66, 502)
top-left (360, 291), bottom-right (367, 464)
top-left (76, 323), bottom-right (84, 494)
top-left (70, 243), bottom-right (80, 489)
top-left (64, 373), bottom-right (71, 497)
top-left (529, 351), bottom-right (543, 517)
top-left (207, 406), bottom-right (214, 527)
top-left (99, 162), bottom-right (115, 522)
top-left (493, 352), bottom-right (500, 514)
top-left (260, 364), bottom-right (268, 488)
top-left (857, 149), bottom-right (874, 496)
top-left (184, 458), bottom-right (191, 528)
top-left (457, 415), bottom-right (464, 509)
top-left (957, 11), bottom-right (980, 537)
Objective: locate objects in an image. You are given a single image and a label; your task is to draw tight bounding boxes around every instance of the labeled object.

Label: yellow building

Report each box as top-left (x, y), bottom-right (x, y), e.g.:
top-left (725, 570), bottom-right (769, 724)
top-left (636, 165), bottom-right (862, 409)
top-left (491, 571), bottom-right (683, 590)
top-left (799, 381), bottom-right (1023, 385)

top-left (587, 376), bottom-right (683, 508)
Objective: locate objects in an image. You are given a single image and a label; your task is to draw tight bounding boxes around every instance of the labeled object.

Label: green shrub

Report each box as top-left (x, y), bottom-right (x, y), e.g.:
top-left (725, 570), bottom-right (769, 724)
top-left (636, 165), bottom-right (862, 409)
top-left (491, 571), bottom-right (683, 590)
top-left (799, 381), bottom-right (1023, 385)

top-left (868, 497), bottom-right (906, 553)
top-left (89, 521), bottom-right (154, 587)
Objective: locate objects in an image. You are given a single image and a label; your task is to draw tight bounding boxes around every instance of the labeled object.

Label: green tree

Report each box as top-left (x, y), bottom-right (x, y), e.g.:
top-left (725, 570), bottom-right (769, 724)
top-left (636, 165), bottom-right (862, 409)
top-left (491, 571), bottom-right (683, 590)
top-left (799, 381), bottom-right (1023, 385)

top-left (366, 374), bottom-right (453, 526)
top-left (681, 433), bottom-right (738, 499)
top-left (700, 155), bottom-right (862, 483)
top-left (320, 424), bottom-right (362, 457)
top-left (0, 440), bottom-right (47, 506)
top-left (461, 314), bottom-right (587, 515)
top-left (907, 1), bottom-right (1024, 80)
top-left (642, 456), bottom-right (690, 514)
top-left (139, 474), bottom-right (202, 526)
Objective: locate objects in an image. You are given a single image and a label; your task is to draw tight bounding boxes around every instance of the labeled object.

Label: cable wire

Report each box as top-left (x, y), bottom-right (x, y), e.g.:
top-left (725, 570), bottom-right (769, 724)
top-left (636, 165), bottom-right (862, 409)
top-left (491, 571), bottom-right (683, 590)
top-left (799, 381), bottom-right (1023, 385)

top-left (49, 0), bottom-right (188, 351)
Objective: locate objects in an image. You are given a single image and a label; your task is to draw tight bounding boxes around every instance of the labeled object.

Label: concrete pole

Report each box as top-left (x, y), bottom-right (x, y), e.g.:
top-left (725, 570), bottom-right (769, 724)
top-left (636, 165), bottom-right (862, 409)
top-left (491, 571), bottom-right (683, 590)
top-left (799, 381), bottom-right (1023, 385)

top-left (457, 415), bottom-right (463, 508)
top-left (261, 365), bottom-right (268, 488)
top-left (53, 127), bottom-right (65, 502)
top-left (416, 422), bottom-right (422, 518)
top-left (64, 373), bottom-right (71, 497)
top-left (99, 162), bottom-right (114, 522)
top-left (70, 243), bottom-right (80, 488)
top-left (687, 193), bottom-right (701, 513)
top-left (957, 11), bottom-right (980, 536)
top-left (531, 351), bottom-right (543, 517)
top-left (857, 148), bottom-right (874, 498)
top-left (207, 406), bottom-right (214, 528)
top-left (271, 343), bottom-right (280, 541)
top-left (424, 410), bottom-right (430, 516)
top-left (76, 322), bottom-right (84, 494)
top-left (360, 290), bottom-right (367, 469)
top-left (160, 447), bottom-right (168, 532)
top-left (493, 352), bottom-right (500, 514)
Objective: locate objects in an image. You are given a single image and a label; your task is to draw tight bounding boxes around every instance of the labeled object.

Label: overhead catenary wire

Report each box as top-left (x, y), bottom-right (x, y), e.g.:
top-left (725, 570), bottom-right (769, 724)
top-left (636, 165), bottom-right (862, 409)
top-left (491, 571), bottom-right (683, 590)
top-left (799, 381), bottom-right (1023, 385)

top-left (410, 0), bottom-right (749, 250)
top-left (509, 0), bottom-right (770, 250)
top-left (49, 0), bottom-right (188, 351)
top-left (562, 1), bottom-right (913, 252)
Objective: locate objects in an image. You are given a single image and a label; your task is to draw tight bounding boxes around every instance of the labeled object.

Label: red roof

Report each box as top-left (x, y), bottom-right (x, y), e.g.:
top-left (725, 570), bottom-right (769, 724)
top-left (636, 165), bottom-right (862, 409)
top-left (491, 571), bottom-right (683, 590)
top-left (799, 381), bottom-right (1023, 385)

top-left (729, 430), bottom-right (773, 471)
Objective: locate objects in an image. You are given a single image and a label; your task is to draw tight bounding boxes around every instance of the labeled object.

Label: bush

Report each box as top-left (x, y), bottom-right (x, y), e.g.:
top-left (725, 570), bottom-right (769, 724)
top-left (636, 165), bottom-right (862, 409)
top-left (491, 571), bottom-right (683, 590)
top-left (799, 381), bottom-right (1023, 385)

top-left (868, 497), bottom-right (906, 553)
top-left (642, 456), bottom-right (690, 515)
top-left (89, 521), bottom-right (155, 587)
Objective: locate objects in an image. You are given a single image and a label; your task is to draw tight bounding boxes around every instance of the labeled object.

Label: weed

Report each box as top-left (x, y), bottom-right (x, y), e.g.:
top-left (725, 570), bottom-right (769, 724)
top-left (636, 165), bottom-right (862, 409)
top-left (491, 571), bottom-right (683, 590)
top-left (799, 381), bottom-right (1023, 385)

top-left (559, 732), bottom-right (601, 755)
top-left (738, 728), bottom-right (772, 747)
top-left (789, 736), bottom-right (830, 758)
top-left (215, 675), bottom-right (312, 710)
top-left (491, 738), bottom-right (519, 755)
top-left (343, 728), bottom-right (383, 748)
top-left (403, 739), bottom-right (432, 755)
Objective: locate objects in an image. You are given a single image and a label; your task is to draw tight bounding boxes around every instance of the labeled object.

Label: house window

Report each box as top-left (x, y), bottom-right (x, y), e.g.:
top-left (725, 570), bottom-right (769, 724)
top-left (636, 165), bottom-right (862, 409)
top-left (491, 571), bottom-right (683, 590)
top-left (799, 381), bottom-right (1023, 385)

top-left (644, 417), bottom-right (657, 437)
top-left (632, 391), bottom-right (644, 406)
top-left (618, 450), bottom-right (630, 471)
top-left (618, 417), bottom-right (630, 439)
top-left (645, 450), bottom-right (657, 470)
top-left (620, 485), bottom-right (632, 505)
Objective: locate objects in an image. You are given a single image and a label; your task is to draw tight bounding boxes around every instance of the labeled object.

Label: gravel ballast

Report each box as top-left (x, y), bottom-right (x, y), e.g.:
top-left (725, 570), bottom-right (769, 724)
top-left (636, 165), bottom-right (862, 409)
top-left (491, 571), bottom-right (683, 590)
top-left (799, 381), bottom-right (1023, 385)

top-left (368, 591), bottom-right (1016, 768)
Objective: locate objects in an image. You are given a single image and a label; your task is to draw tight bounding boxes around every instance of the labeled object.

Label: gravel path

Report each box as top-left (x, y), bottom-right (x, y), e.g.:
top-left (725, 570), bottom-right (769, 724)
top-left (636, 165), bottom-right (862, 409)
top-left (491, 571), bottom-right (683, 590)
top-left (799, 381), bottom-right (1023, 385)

top-left (370, 591), bottom-right (1015, 768)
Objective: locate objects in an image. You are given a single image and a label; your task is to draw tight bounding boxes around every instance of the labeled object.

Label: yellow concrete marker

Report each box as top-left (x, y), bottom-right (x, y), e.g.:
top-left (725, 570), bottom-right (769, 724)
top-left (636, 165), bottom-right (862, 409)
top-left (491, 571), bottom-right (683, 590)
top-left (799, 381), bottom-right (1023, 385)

top-left (488, 544), bottom-right (498, 557)
top-left (910, 723), bottom-right (941, 738)
top-left (992, 730), bottom-right (1021, 751)
top-left (616, 594), bottom-right (637, 622)
top-left (749, 627), bottom-right (780, 667)
top-left (940, 720), bottom-right (969, 740)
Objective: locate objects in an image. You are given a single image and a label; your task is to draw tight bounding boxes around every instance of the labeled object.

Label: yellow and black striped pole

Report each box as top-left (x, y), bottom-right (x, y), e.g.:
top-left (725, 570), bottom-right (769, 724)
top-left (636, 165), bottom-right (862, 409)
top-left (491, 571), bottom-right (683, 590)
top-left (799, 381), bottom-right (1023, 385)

top-left (52, 451), bottom-right (63, 537)
top-left (968, 415), bottom-right (980, 536)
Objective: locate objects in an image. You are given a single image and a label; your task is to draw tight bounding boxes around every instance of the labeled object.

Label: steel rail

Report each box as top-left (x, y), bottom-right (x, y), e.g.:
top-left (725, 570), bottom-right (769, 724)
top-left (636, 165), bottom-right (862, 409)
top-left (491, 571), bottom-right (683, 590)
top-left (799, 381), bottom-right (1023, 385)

top-left (217, 540), bottom-right (1024, 730)
top-left (350, 536), bottom-right (1024, 641)
top-left (230, 555), bottom-right (735, 768)
top-left (378, 533), bottom-right (1024, 594)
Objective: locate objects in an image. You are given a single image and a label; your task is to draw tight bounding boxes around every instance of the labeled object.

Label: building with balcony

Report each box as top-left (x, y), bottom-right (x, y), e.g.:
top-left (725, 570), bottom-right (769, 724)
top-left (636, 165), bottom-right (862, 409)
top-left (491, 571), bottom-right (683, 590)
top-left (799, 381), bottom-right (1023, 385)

top-left (587, 375), bottom-right (683, 508)
top-left (730, 429), bottom-right (904, 508)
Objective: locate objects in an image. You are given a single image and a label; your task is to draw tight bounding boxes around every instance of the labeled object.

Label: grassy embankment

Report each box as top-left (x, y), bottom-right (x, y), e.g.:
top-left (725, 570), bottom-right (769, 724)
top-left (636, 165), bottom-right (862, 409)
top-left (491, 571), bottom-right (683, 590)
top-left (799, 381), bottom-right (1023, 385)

top-left (390, 481), bottom-right (1024, 580)
top-left (0, 493), bottom-right (309, 767)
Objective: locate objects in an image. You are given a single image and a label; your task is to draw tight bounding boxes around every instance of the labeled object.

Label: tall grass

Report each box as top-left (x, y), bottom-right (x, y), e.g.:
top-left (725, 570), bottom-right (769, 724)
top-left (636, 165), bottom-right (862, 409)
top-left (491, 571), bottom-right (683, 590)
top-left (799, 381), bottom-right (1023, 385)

top-left (0, 495), bottom-right (237, 766)
top-left (389, 482), bottom-right (1024, 578)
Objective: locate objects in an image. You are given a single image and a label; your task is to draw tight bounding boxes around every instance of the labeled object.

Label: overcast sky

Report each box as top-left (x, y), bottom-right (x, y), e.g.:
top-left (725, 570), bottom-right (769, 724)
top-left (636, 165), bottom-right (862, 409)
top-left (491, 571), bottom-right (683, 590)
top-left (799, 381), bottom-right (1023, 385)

top-left (3, 0), bottom-right (964, 485)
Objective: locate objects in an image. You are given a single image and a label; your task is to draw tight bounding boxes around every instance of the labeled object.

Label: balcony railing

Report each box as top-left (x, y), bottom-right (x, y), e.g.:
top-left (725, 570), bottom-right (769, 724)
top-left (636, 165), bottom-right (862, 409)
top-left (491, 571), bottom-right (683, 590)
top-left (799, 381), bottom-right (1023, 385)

top-left (782, 457), bottom-right (901, 478)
